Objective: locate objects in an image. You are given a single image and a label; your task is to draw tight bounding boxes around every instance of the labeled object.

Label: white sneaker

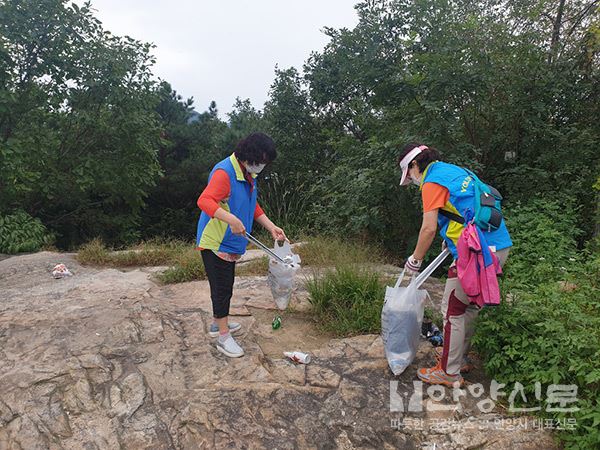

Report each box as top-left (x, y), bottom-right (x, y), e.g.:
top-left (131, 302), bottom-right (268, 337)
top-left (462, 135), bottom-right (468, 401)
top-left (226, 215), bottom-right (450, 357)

top-left (208, 322), bottom-right (242, 338)
top-left (216, 334), bottom-right (244, 358)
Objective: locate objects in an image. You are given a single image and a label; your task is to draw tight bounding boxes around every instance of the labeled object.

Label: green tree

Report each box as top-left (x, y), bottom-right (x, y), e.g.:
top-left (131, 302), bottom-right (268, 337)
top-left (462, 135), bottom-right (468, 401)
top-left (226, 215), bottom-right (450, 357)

top-left (225, 97), bottom-right (266, 142)
top-left (300, 0), bottom-right (599, 247)
top-left (0, 0), bottom-right (162, 247)
top-left (264, 67), bottom-right (326, 174)
top-left (141, 84), bottom-right (229, 239)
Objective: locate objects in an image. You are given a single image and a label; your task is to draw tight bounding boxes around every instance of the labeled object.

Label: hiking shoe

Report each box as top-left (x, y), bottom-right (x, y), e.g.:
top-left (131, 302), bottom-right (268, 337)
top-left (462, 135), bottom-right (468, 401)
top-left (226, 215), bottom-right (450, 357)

top-left (216, 334), bottom-right (244, 358)
top-left (434, 347), bottom-right (474, 373)
top-left (208, 322), bottom-right (242, 338)
top-left (417, 362), bottom-right (464, 387)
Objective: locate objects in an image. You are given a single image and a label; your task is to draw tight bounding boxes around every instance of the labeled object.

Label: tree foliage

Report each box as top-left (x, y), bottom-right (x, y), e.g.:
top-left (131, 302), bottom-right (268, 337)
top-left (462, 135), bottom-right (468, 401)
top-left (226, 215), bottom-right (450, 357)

top-left (301, 0), bottom-right (599, 250)
top-left (140, 83), bottom-right (228, 239)
top-left (0, 0), bottom-right (161, 247)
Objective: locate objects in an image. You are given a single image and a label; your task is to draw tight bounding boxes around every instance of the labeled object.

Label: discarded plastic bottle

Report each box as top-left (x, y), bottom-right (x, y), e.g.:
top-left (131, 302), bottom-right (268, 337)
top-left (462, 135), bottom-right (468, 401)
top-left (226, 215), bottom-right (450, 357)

top-left (272, 315), bottom-right (282, 330)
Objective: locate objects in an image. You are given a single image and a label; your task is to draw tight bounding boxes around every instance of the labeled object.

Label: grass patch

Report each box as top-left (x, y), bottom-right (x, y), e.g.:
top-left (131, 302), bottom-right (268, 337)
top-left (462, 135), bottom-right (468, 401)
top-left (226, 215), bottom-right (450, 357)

top-left (296, 236), bottom-right (383, 267)
top-left (306, 265), bottom-right (386, 336)
top-left (77, 238), bottom-right (111, 264)
top-left (77, 238), bottom-right (206, 284)
top-left (157, 248), bottom-right (206, 284)
top-left (77, 238), bottom-right (188, 267)
top-left (76, 235), bottom-right (387, 288)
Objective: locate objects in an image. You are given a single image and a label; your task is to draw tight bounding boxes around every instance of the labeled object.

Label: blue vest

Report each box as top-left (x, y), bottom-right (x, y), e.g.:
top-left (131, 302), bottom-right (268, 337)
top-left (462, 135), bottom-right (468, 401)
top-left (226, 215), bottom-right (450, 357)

top-left (196, 154), bottom-right (258, 254)
top-left (422, 161), bottom-right (512, 258)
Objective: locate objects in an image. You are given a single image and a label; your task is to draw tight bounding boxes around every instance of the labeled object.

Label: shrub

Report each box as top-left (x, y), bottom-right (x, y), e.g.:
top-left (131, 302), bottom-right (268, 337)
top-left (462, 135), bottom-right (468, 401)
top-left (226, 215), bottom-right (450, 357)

top-left (0, 211), bottom-right (52, 254)
top-left (474, 255), bottom-right (600, 449)
top-left (474, 199), bottom-right (600, 449)
top-left (501, 199), bottom-right (582, 287)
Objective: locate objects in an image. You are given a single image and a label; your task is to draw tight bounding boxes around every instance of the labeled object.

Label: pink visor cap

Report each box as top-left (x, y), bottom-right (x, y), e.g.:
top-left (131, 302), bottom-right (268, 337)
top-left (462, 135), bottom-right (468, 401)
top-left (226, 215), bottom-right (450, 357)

top-left (399, 145), bottom-right (428, 186)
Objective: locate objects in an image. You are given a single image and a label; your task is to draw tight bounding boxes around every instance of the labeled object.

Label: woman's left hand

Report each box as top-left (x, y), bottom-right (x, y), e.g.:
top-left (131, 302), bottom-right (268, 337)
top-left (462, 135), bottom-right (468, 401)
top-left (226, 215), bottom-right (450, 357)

top-left (270, 225), bottom-right (287, 242)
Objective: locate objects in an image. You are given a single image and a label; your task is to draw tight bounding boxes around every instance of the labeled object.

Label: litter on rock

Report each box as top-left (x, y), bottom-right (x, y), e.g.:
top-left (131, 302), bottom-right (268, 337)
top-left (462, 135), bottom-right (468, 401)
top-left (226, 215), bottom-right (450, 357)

top-left (283, 351), bottom-right (311, 364)
top-left (52, 263), bottom-right (72, 279)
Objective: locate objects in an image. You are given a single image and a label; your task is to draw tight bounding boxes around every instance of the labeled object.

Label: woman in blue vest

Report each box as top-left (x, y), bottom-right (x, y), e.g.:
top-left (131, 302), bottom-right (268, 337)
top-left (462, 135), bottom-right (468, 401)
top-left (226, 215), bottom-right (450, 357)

top-left (398, 142), bottom-right (512, 386)
top-left (197, 132), bottom-right (286, 358)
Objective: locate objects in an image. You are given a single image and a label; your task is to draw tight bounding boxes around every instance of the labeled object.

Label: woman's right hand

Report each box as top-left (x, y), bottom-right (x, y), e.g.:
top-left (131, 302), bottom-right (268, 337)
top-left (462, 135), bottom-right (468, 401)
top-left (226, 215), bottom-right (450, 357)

top-left (229, 217), bottom-right (246, 235)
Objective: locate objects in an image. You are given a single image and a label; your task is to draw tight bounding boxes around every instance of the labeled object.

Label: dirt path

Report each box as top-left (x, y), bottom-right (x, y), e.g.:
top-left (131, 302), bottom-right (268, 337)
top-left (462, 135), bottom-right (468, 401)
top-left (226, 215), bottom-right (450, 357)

top-left (0, 252), bottom-right (558, 449)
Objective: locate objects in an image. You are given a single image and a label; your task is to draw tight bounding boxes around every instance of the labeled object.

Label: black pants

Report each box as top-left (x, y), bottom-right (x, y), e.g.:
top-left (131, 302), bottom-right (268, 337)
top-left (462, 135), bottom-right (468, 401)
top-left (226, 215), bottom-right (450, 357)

top-left (201, 250), bottom-right (235, 319)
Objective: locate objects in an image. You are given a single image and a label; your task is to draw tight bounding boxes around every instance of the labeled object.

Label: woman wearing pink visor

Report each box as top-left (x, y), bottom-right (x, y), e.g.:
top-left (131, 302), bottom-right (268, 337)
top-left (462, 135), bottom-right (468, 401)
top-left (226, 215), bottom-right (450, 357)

top-left (398, 142), bottom-right (512, 387)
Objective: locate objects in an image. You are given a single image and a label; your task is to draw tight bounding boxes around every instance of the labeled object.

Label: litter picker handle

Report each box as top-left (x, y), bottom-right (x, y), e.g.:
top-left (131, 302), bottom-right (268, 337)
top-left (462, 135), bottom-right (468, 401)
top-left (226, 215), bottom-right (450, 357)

top-left (414, 248), bottom-right (451, 289)
top-left (392, 248), bottom-right (451, 290)
top-left (245, 232), bottom-right (288, 264)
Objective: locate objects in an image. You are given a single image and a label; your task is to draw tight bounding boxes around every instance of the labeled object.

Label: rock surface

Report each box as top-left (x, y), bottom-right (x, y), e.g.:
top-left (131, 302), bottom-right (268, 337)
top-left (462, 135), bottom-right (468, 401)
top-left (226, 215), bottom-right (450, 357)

top-left (0, 252), bottom-right (558, 449)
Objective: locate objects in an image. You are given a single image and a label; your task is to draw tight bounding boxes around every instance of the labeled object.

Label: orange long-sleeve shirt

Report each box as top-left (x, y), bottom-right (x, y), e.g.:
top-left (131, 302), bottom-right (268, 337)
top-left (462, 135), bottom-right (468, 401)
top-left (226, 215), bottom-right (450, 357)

top-left (197, 169), bottom-right (265, 219)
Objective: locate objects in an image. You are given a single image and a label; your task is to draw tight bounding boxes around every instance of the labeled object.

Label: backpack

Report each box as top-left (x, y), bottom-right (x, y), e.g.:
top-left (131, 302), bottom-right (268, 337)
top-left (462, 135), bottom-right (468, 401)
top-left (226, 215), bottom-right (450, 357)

top-left (439, 169), bottom-right (504, 232)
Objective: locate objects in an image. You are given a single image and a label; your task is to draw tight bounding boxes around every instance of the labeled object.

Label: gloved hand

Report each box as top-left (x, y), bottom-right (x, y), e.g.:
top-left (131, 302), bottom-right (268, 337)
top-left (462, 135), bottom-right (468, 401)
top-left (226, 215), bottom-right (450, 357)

top-left (404, 255), bottom-right (422, 275)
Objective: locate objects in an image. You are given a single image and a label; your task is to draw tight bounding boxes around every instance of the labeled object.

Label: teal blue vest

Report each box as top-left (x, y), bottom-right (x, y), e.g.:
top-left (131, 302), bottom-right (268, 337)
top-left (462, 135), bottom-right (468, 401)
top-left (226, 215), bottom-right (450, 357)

top-left (423, 161), bottom-right (512, 258)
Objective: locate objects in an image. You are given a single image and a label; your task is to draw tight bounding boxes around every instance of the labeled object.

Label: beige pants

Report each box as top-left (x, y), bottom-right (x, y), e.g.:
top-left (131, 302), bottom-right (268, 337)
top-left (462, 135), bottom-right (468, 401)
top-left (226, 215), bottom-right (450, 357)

top-left (440, 248), bottom-right (509, 375)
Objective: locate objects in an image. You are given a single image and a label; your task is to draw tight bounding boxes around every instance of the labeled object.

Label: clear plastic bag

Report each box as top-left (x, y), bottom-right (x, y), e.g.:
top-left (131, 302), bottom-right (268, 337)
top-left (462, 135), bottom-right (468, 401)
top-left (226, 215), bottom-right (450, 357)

top-left (381, 249), bottom-right (450, 375)
top-left (267, 240), bottom-right (301, 310)
top-left (381, 271), bottom-right (429, 375)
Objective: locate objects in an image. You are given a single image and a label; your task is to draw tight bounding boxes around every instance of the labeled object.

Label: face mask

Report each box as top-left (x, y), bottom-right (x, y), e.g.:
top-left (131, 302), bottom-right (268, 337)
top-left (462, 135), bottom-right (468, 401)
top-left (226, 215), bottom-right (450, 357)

top-left (244, 162), bottom-right (266, 174)
top-left (409, 166), bottom-right (422, 186)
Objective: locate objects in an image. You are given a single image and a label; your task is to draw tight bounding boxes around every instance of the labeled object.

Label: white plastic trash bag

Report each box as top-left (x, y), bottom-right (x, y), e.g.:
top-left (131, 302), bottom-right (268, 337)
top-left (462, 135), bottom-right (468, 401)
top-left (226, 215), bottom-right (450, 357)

top-left (381, 249), bottom-right (450, 375)
top-left (381, 270), bottom-right (429, 375)
top-left (267, 240), bottom-right (301, 310)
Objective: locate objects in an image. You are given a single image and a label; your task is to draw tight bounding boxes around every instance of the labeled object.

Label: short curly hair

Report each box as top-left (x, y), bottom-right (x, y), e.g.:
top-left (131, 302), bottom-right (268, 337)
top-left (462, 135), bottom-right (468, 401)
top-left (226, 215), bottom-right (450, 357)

top-left (234, 132), bottom-right (277, 165)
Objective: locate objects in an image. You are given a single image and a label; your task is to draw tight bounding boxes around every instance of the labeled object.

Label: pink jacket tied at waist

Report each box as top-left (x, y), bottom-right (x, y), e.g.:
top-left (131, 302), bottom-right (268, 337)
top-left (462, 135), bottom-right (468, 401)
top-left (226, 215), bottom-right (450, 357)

top-left (456, 222), bottom-right (502, 307)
